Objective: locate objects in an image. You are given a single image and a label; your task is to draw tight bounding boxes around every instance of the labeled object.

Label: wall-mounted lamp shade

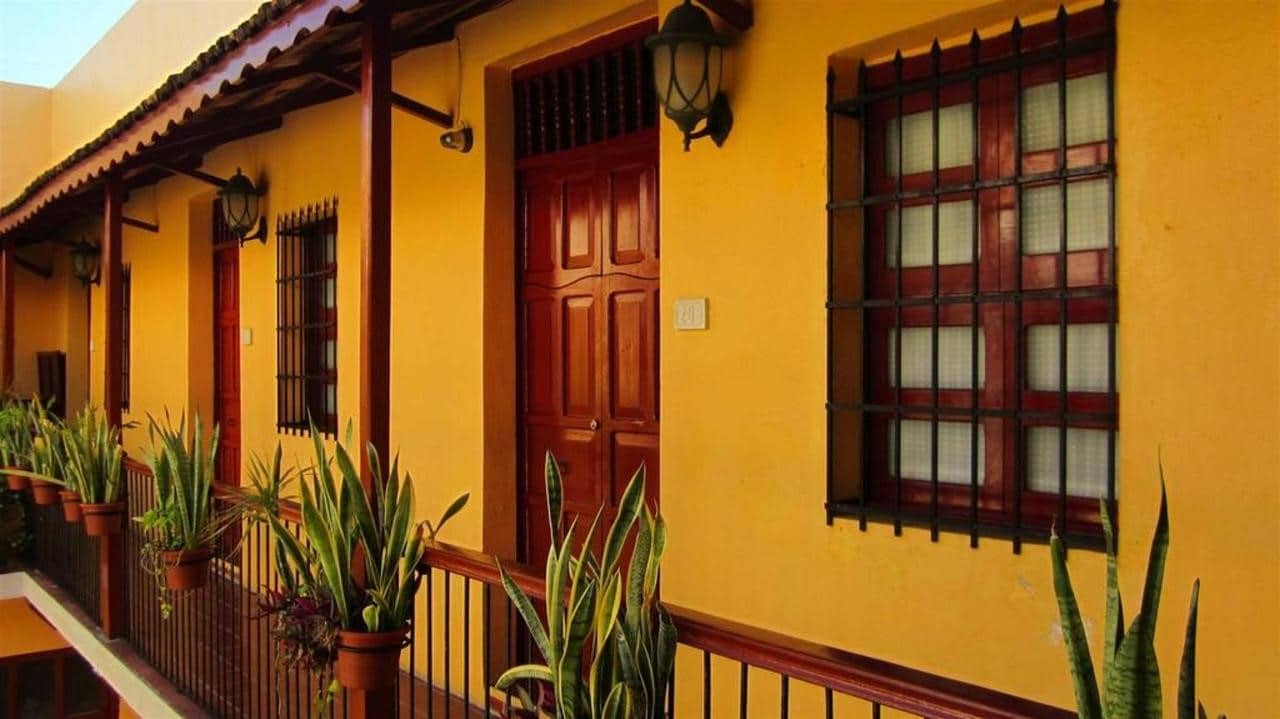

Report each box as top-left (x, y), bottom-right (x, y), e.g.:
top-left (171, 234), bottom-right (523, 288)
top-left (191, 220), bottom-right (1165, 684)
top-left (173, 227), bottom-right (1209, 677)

top-left (70, 239), bottom-right (101, 286)
top-left (217, 168), bottom-right (262, 238)
top-left (647, 0), bottom-right (732, 150)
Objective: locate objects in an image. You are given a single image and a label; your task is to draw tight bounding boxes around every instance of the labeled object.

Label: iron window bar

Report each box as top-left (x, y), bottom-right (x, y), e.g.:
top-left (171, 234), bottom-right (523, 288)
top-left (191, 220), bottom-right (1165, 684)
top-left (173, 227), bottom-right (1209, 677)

top-left (276, 198), bottom-right (338, 438)
top-left (826, 1), bottom-right (1118, 551)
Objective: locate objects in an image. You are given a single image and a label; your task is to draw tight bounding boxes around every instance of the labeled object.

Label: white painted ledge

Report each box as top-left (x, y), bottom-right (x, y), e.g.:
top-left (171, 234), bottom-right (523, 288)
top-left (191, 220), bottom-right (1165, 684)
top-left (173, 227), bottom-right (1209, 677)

top-left (0, 571), bottom-right (199, 718)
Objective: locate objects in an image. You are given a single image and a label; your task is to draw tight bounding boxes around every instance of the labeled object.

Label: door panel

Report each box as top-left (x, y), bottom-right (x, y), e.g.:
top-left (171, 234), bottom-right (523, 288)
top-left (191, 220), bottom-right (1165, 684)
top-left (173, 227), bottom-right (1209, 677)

top-left (519, 137), bottom-right (658, 564)
top-left (213, 242), bottom-right (240, 488)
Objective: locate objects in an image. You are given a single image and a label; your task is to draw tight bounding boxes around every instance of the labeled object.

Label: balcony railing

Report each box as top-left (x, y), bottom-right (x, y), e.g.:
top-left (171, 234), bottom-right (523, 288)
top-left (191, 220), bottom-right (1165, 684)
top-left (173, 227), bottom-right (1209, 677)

top-left (21, 458), bottom-right (1072, 719)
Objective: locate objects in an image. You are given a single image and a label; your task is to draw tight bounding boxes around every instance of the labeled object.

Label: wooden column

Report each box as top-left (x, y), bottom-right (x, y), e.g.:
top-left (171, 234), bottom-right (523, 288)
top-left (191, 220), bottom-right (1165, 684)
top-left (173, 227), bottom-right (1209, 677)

top-left (100, 175), bottom-right (127, 638)
top-left (0, 243), bottom-right (12, 390)
top-left (359, 0), bottom-right (392, 487)
top-left (352, 1), bottom-right (395, 716)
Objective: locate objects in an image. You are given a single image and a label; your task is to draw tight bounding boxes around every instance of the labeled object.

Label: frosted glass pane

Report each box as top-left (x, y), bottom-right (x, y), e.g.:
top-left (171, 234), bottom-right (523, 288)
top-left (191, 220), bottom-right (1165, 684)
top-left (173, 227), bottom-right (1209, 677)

top-left (323, 339), bottom-right (337, 371)
top-left (885, 103), bottom-right (974, 175)
top-left (889, 326), bottom-right (985, 389)
top-left (1022, 179), bottom-right (1110, 254)
top-left (1022, 73), bottom-right (1108, 151)
top-left (325, 385), bottom-right (337, 415)
top-left (324, 277), bottom-right (337, 309)
top-left (889, 420), bottom-right (985, 485)
top-left (1027, 323), bottom-right (1114, 392)
top-left (1027, 427), bottom-right (1114, 498)
top-left (886, 200), bottom-right (976, 267)
top-left (323, 232), bottom-right (337, 263)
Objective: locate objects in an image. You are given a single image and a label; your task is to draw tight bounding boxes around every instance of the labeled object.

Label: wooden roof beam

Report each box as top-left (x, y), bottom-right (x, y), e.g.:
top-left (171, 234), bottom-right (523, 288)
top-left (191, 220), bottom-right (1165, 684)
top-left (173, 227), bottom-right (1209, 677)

top-left (316, 68), bottom-right (452, 127)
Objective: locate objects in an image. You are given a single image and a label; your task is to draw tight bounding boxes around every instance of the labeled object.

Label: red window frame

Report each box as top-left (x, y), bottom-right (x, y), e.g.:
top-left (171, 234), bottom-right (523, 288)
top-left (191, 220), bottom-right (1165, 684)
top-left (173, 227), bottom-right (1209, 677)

top-left (856, 6), bottom-right (1117, 539)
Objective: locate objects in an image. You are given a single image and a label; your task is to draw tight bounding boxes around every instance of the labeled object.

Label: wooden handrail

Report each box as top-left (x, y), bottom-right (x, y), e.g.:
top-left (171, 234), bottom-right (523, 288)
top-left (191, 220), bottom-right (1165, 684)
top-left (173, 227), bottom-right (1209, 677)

top-left (419, 540), bottom-right (1072, 719)
top-left (119, 460), bottom-right (1071, 718)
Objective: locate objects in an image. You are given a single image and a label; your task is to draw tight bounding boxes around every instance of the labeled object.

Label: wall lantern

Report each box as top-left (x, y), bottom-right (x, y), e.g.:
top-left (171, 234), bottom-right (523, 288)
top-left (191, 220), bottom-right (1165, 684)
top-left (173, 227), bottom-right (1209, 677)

top-left (646, 0), bottom-right (735, 151)
top-left (69, 238), bottom-right (101, 286)
top-left (216, 168), bottom-right (267, 245)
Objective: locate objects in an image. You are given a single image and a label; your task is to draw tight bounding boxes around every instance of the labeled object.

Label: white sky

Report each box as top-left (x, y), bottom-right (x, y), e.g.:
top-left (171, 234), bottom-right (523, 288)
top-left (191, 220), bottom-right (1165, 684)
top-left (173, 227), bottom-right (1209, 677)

top-left (0, 0), bottom-right (135, 87)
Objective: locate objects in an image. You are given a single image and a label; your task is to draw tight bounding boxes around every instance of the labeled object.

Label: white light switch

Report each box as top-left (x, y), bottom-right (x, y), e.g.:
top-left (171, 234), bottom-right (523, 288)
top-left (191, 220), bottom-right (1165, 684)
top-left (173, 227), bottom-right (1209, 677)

top-left (674, 297), bottom-right (708, 331)
top-left (241, 328), bottom-right (253, 346)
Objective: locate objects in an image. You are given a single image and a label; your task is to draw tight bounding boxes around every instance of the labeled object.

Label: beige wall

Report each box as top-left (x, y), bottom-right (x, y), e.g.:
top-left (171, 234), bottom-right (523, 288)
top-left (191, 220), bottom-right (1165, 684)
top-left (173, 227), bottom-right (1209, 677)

top-left (0, 82), bottom-right (52, 208)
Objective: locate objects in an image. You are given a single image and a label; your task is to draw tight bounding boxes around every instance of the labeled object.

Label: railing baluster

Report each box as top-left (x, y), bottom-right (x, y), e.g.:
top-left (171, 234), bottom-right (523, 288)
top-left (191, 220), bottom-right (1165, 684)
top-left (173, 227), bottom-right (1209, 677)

top-left (444, 570), bottom-right (451, 719)
top-left (825, 688), bottom-right (833, 719)
top-left (780, 674), bottom-right (789, 718)
top-left (463, 578), bottom-right (471, 715)
top-left (739, 662), bottom-right (749, 719)
top-left (427, 567), bottom-right (434, 719)
top-left (703, 650), bottom-right (711, 719)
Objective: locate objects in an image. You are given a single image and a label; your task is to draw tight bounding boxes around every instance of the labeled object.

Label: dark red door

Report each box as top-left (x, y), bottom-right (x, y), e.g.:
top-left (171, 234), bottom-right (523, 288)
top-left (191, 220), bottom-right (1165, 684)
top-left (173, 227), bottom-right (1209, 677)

top-left (519, 138), bottom-right (660, 562)
top-left (213, 204), bottom-right (241, 488)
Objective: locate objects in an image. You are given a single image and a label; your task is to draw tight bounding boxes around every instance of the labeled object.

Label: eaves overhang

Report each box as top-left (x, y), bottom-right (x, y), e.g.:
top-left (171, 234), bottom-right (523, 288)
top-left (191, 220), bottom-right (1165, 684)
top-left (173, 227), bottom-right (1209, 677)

top-left (0, 0), bottom-right (506, 243)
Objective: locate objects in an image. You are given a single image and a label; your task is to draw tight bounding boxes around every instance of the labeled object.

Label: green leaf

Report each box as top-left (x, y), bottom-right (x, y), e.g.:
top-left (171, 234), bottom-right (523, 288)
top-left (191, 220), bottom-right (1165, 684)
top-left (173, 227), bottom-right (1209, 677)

top-left (602, 465), bottom-right (645, 577)
top-left (1050, 533), bottom-right (1102, 719)
top-left (1101, 498), bottom-right (1126, 690)
top-left (499, 561), bottom-right (552, 662)
top-left (431, 492), bottom-right (469, 539)
top-left (545, 452), bottom-right (564, 547)
top-left (1178, 580), bottom-right (1200, 719)
top-left (495, 663), bottom-right (555, 690)
top-left (1106, 613), bottom-right (1163, 719)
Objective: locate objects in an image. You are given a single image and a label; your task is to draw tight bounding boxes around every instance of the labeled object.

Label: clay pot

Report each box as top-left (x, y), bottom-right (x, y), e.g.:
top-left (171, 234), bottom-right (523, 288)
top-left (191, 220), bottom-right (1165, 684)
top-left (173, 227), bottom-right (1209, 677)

top-left (59, 491), bottom-right (82, 522)
top-left (80, 501), bottom-right (126, 537)
top-left (5, 472), bottom-right (29, 491)
top-left (160, 546), bottom-right (213, 591)
top-left (335, 626), bottom-right (410, 690)
top-left (30, 480), bottom-right (60, 505)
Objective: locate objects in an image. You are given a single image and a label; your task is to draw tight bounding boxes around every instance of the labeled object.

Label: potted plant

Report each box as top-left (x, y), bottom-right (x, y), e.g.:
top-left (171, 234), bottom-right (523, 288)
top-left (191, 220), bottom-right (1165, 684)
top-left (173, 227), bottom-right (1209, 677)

top-left (254, 424), bottom-right (467, 694)
top-left (60, 405), bottom-right (125, 537)
top-left (496, 453), bottom-right (675, 719)
top-left (0, 398), bottom-right (33, 492)
top-left (1051, 466), bottom-right (1226, 719)
top-left (135, 413), bottom-right (231, 596)
top-left (25, 401), bottom-right (65, 506)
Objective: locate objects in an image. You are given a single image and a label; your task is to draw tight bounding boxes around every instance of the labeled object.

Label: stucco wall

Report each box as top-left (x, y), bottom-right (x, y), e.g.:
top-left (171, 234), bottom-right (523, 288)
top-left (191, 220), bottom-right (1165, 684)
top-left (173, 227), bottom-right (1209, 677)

top-left (8, 0), bottom-right (1279, 715)
top-left (0, 82), bottom-right (52, 208)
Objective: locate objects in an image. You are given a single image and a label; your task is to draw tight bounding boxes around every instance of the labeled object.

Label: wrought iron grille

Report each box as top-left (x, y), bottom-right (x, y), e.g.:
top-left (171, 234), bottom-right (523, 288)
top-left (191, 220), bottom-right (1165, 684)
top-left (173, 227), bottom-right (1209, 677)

top-left (513, 23), bottom-right (657, 160)
top-left (121, 264), bottom-right (131, 413)
top-left (826, 2), bottom-right (1117, 551)
top-left (276, 199), bottom-right (338, 437)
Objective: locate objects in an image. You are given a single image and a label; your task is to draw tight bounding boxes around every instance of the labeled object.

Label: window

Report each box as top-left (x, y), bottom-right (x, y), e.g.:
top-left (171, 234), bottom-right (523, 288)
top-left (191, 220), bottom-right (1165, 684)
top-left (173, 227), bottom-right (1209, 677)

top-left (827, 4), bottom-right (1117, 549)
top-left (276, 200), bottom-right (338, 437)
top-left (121, 264), bottom-right (131, 413)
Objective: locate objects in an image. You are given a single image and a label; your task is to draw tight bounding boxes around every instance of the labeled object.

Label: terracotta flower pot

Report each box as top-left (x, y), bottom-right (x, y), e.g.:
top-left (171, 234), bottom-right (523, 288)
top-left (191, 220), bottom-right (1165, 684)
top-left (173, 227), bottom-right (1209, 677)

top-left (80, 501), bottom-right (126, 537)
top-left (30, 480), bottom-right (60, 505)
top-left (4, 472), bottom-right (29, 491)
top-left (59, 490), bottom-right (82, 522)
top-left (160, 546), bottom-right (213, 591)
top-left (335, 626), bottom-right (410, 690)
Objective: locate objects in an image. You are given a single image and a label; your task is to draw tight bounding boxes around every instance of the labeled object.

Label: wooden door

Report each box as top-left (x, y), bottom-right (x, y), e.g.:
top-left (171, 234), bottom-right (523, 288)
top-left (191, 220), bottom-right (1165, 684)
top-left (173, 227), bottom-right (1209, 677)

top-left (519, 139), bottom-right (660, 562)
top-left (212, 204), bottom-right (241, 488)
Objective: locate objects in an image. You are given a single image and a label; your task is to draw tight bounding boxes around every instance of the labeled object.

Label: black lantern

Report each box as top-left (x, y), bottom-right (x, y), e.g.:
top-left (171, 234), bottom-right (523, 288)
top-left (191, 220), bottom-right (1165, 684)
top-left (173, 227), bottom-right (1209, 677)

top-left (217, 168), bottom-right (266, 244)
top-left (69, 238), bottom-right (101, 286)
top-left (646, 0), bottom-right (733, 151)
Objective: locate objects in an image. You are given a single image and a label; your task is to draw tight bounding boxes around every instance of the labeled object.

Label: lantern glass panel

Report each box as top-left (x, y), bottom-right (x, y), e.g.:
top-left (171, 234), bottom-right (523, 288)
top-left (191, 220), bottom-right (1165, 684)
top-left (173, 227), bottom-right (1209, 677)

top-left (674, 42), bottom-right (719, 113)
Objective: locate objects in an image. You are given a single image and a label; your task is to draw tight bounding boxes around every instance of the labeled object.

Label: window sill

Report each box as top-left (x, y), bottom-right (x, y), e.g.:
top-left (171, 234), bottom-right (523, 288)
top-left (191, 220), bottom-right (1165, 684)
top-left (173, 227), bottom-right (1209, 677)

top-left (826, 500), bottom-right (1105, 552)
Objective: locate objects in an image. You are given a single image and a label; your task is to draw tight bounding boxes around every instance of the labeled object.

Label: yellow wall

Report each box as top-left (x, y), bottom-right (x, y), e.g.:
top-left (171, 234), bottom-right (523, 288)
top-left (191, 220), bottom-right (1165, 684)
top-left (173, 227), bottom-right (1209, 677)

top-left (10, 242), bottom-right (90, 412)
top-left (0, 82), bottom-right (52, 208)
top-left (10, 0), bottom-right (1279, 715)
top-left (49, 0), bottom-right (261, 160)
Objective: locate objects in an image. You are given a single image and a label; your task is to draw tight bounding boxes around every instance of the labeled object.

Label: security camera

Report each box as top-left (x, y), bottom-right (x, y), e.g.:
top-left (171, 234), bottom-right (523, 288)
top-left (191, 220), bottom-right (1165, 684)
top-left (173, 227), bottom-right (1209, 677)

top-left (440, 126), bottom-right (473, 153)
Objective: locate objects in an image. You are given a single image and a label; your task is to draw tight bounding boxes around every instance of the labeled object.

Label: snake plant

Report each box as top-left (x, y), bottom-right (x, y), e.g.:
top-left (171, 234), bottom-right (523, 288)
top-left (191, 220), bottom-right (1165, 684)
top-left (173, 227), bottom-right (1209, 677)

top-left (1050, 466), bottom-right (1225, 719)
top-left (496, 452), bottom-right (675, 719)
top-left (59, 405), bottom-right (124, 504)
top-left (0, 399), bottom-right (32, 472)
top-left (261, 421), bottom-right (468, 633)
top-left (24, 400), bottom-right (66, 487)
top-left (136, 412), bottom-right (224, 551)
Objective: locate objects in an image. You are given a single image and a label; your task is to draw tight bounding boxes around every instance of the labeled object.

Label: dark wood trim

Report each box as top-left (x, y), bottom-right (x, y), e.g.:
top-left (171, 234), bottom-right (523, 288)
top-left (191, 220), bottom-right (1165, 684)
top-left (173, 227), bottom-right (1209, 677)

top-left (317, 69), bottom-right (453, 127)
top-left (699, 0), bottom-right (753, 31)
top-left (418, 540), bottom-right (1073, 719)
top-left (353, 4), bottom-right (394, 714)
top-left (120, 217), bottom-right (159, 233)
top-left (153, 164), bottom-right (227, 189)
top-left (100, 175), bottom-right (127, 640)
top-left (1, 246), bottom-right (12, 389)
top-left (14, 254), bottom-right (53, 278)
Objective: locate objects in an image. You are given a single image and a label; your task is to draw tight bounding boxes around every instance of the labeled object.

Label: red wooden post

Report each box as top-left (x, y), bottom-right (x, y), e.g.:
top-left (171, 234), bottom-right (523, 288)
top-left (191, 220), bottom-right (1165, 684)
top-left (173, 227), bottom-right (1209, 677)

top-left (0, 243), bottom-right (12, 390)
top-left (352, 0), bottom-right (395, 715)
top-left (100, 175), bottom-right (127, 639)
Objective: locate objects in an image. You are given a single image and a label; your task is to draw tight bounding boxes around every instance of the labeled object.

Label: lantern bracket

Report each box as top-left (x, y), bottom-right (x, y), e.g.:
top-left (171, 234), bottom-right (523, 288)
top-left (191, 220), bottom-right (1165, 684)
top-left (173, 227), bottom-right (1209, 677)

top-left (697, 0), bottom-right (753, 31)
top-left (237, 217), bottom-right (269, 247)
top-left (683, 93), bottom-right (733, 151)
